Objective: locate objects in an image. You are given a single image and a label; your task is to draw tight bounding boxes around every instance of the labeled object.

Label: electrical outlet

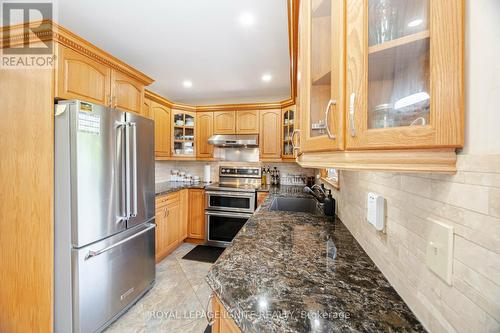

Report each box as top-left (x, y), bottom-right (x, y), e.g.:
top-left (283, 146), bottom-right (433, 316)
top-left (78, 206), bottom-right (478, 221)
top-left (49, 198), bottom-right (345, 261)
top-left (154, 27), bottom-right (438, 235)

top-left (425, 219), bottom-right (454, 285)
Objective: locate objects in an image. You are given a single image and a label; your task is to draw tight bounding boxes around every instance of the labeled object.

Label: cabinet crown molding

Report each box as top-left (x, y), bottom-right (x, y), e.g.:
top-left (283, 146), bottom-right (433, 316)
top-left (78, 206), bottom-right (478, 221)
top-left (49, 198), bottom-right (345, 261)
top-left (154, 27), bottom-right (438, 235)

top-left (1, 20), bottom-right (154, 85)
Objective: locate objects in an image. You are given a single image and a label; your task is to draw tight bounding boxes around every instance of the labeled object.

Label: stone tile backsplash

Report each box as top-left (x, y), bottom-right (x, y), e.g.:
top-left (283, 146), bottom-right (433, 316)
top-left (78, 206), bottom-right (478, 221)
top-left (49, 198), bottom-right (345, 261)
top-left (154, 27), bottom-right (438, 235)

top-left (155, 161), bottom-right (314, 184)
top-left (321, 154), bottom-right (500, 333)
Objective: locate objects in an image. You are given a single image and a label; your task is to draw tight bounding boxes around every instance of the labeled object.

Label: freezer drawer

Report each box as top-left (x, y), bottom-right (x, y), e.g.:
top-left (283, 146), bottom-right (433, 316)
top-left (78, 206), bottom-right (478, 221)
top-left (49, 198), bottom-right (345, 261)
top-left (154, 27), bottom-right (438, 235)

top-left (72, 223), bottom-right (155, 333)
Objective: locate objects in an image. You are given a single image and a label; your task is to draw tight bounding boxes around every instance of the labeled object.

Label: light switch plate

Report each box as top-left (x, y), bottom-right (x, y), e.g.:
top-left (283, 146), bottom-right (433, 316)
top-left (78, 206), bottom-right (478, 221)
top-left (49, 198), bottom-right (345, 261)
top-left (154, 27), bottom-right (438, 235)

top-left (425, 218), bottom-right (454, 285)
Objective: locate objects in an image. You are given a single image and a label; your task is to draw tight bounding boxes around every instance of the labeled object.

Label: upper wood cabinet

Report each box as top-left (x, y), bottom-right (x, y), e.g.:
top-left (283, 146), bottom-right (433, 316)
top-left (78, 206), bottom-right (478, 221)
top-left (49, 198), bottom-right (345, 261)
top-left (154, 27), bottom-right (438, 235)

top-left (236, 110), bottom-right (259, 134)
top-left (56, 45), bottom-right (148, 115)
top-left (152, 101), bottom-right (171, 157)
top-left (282, 106), bottom-right (296, 159)
top-left (196, 112), bottom-right (214, 158)
top-left (345, 0), bottom-right (464, 149)
top-left (259, 109), bottom-right (282, 160)
top-left (172, 110), bottom-right (196, 157)
top-left (213, 111), bottom-right (236, 134)
top-left (299, 0), bottom-right (345, 153)
top-left (111, 69), bottom-right (144, 114)
top-left (56, 45), bottom-right (111, 106)
top-left (297, 0), bottom-right (464, 172)
top-left (143, 97), bottom-right (152, 119)
top-left (188, 189), bottom-right (206, 240)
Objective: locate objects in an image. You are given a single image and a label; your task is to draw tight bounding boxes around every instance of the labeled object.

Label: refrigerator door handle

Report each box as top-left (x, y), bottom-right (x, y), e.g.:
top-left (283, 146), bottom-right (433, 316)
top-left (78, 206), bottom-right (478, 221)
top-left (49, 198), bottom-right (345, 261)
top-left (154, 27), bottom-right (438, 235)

top-left (84, 223), bottom-right (155, 260)
top-left (129, 122), bottom-right (138, 218)
top-left (117, 122), bottom-right (128, 222)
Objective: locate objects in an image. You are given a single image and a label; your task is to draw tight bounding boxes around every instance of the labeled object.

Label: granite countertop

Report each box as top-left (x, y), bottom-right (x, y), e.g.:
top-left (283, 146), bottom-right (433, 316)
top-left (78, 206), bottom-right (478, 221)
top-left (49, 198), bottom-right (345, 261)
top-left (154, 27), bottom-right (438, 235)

top-left (155, 181), bottom-right (206, 196)
top-left (206, 186), bottom-right (425, 333)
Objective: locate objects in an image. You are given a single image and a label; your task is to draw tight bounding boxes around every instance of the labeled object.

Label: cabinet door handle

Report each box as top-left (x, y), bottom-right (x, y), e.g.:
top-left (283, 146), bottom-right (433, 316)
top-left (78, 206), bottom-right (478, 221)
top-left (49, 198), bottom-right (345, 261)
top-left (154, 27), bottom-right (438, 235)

top-left (291, 129), bottom-right (300, 153)
top-left (164, 209), bottom-right (169, 218)
top-left (107, 94), bottom-right (112, 107)
top-left (325, 99), bottom-right (336, 140)
top-left (113, 95), bottom-right (118, 108)
top-left (349, 93), bottom-right (356, 137)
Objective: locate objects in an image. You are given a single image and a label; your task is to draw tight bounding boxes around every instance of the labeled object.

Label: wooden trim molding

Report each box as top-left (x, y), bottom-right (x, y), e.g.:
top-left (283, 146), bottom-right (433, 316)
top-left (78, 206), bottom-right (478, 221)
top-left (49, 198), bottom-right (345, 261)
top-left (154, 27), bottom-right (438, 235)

top-left (297, 149), bottom-right (458, 173)
top-left (146, 89), bottom-right (296, 112)
top-left (146, 0), bottom-right (299, 112)
top-left (1, 20), bottom-right (154, 85)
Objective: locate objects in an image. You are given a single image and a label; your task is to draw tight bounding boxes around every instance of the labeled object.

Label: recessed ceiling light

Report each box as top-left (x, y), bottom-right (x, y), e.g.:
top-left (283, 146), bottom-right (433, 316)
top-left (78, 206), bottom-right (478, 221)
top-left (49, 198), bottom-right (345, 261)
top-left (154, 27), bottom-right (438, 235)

top-left (408, 19), bottom-right (423, 28)
top-left (239, 12), bottom-right (255, 27)
top-left (261, 73), bottom-right (272, 82)
top-left (183, 80), bottom-right (193, 88)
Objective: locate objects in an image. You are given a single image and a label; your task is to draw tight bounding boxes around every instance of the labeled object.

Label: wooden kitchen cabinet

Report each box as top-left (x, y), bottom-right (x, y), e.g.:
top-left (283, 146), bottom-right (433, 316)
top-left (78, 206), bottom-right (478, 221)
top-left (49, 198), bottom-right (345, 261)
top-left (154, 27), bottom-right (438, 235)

top-left (56, 45), bottom-right (111, 106)
top-left (172, 110), bottom-right (196, 157)
top-left (345, 0), bottom-right (464, 150)
top-left (196, 112), bottom-right (214, 158)
top-left (143, 97), bottom-right (152, 119)
top-left (111, 69), bottom-right (144, 114)
top-left (212, 294), bottom-right (241, 333)
top-left (188, 189), bottom-right (205, 240)
top-left (180, 189), bottom-right (189, 240)
top-left (214, 111), bottom-right (236, 134)
top-left (296, 0), bottom-right (464, 172)
top-left (152, 101), bottom-right (171, 157)
top-left (257, 192), bottom-right (269, 207)
top-left (259, 109), bottom-right (282, 160)
top-left (236, 110), bottom-right (259, 134)
top-left (281, 106), bottom-right (297, 159)
top-left (56, 45), bottom-right (147, 113)
top-left (155, 192), bottom-right (181, 263)
top-left (299, 0), bottom-right (345, 153)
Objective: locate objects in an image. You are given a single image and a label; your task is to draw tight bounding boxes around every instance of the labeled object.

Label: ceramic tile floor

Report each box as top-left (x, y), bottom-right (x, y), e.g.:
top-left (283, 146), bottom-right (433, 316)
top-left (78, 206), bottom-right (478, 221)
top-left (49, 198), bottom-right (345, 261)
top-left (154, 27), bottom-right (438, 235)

top-left (104, 243), bottom-right (213, 333)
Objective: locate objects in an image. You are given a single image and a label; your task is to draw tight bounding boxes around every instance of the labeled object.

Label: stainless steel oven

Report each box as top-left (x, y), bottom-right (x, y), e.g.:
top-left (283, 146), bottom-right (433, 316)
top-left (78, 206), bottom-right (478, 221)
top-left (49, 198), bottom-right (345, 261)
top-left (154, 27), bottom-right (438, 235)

top-left (204, 166), bottom-right (261, 247)
top-left (206, 211), bottom-right (252, 247)
top-left (206, 190), bottom-right (256, 213)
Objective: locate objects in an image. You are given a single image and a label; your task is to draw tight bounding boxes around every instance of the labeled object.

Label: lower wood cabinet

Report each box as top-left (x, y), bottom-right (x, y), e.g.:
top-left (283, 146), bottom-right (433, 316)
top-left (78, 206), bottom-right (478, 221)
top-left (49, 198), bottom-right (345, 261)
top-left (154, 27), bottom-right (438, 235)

top-left (155, 192), bottom-right (181, 263)
top-left (212, 294), bottom-right (241, 333)
top-left (180, 189), bottom-right (189, 240)
top-left (188, 189), bottom-right (206, 240)
top-left (156, 189), bottom-right (204, 263)
top-left (257, 192), bottom-right (269, 207)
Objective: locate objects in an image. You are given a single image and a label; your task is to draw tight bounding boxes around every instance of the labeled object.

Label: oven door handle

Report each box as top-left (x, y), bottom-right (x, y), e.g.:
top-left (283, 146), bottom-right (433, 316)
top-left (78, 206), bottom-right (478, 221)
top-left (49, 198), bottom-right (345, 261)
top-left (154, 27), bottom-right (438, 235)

top-left (205, 211), bottom-right (253, 218)
top-left (206, 191), bottom-right (255, 198)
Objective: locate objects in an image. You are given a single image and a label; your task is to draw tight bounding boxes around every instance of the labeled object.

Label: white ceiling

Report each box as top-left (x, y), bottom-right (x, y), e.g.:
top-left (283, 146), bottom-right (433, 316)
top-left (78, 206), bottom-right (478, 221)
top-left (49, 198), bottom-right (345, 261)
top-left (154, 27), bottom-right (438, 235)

top-left (56, 0), bottom-right (291, 105)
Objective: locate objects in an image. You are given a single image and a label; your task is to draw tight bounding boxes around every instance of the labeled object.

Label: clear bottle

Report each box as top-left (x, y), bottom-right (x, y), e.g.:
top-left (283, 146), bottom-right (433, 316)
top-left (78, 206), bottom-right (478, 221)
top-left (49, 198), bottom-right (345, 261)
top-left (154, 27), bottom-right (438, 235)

top-left (275, 167), bottom-right (280, 185)
top-left (266, 167), bottom-right (271, 185)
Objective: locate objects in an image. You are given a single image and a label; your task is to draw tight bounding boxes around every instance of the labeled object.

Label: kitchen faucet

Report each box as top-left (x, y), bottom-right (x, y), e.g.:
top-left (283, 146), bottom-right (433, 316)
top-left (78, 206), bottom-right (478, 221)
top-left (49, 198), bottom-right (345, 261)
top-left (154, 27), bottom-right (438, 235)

top-left (303, 184), bottom-right (326, 203)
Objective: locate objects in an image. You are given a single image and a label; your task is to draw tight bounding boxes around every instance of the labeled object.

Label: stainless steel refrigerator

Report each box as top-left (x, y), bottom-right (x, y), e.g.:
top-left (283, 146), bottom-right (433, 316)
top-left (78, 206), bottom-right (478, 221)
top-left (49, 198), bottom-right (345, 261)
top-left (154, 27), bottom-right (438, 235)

top-left (54, 100), bottom-right (155, 333)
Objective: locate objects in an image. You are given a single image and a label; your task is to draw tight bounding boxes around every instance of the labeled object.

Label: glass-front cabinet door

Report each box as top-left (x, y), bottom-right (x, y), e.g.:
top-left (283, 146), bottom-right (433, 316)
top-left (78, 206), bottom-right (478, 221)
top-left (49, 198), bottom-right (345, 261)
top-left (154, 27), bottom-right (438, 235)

top-left (300, 0), bottom-right (345, 153)
top-left (346, 0), bottom-right (463, 149)
top-left (282, 107), bottom-right (296, 159)
top-left (172, 110), bottom-right (196, 156)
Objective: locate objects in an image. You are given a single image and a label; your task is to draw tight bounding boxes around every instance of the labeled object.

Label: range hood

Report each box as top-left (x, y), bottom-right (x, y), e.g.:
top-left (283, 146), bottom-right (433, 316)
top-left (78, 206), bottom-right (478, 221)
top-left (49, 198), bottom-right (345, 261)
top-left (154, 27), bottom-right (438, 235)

top-left (208, 134), bottom-right (259, 147)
